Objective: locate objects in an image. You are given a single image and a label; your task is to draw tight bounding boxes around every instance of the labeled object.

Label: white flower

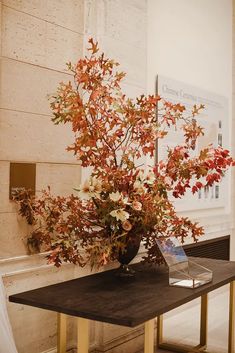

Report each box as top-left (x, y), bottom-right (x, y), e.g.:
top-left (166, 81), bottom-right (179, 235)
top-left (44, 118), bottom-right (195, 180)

top-left (137, 170), bottom-right (145, 181)
top-left (145, 171), bottom-right (155, 185)
top-left (91, 225), bottom-right (103, 232)
top-left (110, 209), bottom-right (130, 222)
top-left (133, 180), bottom-right (142, 190)
top-left (133, 180), bottom-right (147, 195)
top-left (109, 191), bottom-right (122, 202)
top-left (75, 176), bottom-right (102, 200)
top-left (164, 176), bottom-right (172, 185)
top-left (122, 197), bottom-right (130, 205)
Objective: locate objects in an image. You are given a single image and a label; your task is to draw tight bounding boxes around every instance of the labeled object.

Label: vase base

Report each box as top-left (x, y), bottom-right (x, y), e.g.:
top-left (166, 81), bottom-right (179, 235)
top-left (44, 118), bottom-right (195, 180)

top-left (116, 264), bottom-right (136, 278)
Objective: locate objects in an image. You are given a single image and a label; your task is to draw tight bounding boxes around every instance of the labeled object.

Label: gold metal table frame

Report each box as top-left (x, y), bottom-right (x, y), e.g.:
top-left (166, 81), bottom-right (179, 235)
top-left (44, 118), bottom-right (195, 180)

top-left (57, 313), bottom-right (155, 353)
top-left (157, 281), bottom-right (235, 353)
top-left (9, 258), bottom-right (235, 353)
top-left (57, 281), bottom-right (234, 353)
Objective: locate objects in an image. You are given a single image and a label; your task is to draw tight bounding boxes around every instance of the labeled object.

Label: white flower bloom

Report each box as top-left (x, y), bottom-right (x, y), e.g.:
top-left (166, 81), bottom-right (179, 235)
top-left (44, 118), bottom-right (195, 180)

top-left (134, 180), bottom-right (147, 195)
top-left (122, 197), bottom-right (130, 205)
top-left (110, 209), bottom-right (130, 222)
top-left (76, 176), bottom-right (102, 200)
top-left (109, 191), bottom-right (122, 202)
top-left (91, 225), bottom-right (103, 232)
top-left (74, 180), bottom-right (91, 200)
top-left (137, 170), bottom-right (145, 181)
top-left (164, 176), bottom-right (172, 185)
top-left (145, 171), bottom-right (155, 185)
top-left (91, 176), bottom-right (102, 191)
top-left (133, 180), bottom-right (142, 190)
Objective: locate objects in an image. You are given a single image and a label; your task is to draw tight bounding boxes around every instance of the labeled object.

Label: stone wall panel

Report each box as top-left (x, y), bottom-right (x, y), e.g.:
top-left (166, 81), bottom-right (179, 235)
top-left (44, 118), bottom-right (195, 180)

top-left (3, 0), bottom-right (84, 33)
top-left (0, 212), bottom-right (30, 257)
top-left (2, 6), bottom-right (83, 71)
top-left (36, 163), bottom-right (81, 196)
top-left (0, 161), bottom-right (16, 213)
top-left (98, 0), bottom-right (146, 48)
top-left (0, 58), bottom-right (72, 115)
top-left (0, 110), bottom-right (77, 163)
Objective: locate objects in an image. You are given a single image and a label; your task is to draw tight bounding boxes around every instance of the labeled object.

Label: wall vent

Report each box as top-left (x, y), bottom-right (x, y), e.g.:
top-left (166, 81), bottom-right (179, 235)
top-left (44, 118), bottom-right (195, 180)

top-left (183, 235), bottom-right (230, 261)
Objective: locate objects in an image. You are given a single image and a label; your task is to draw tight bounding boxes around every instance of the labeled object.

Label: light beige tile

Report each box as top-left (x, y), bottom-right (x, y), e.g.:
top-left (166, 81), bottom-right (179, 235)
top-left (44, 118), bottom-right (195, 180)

top-left (0, 212), bottom-right (30, 257)
top-left (100, 36), bottom-right (147, 89)
top-left (0, 161), bottom-right (16, 213)
top-left (0, 109), bottom-right (78, 163)
top-left (46, 0), bottom-right (84, 34)
top-left (0, 57), bottom-right (71, 115)
top-left (127, 0), bottom-right (147, 11)
top-left (3, 0), bottom-right (45, 19)
top-left (121, 82), bottom-right (147, 99)
top-left (2, 6), bottom-right (46, 65)
top-left (36, 163), bottom-right (81, 196)
top-left (45, 22), bottom-right (83, 71)
top-left (84, 0), bottom-right (147, 90)
top-left (2, 7), bottom-right (83, 71)
top-left (3, 0), bottom-right (84, 33)
top-left (98, 0), bottom-right (146, 49)
top-left (0, 161), bottom-right (81, 212)
top-left (3, 260), bottom-right (91, 294)
top-left (84, 0), bottom-right (98, 36)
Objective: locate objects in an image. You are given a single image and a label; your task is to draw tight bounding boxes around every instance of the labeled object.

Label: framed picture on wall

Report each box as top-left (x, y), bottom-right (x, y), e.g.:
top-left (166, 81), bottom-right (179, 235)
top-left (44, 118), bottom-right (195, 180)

top-left (156, 75), bottom-right (230, 213)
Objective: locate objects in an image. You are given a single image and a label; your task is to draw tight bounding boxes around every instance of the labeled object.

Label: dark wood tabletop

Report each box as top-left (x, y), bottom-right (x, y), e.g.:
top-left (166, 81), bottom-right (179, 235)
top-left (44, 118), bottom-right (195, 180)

top-left (9, 257), bottom-right (235, 327)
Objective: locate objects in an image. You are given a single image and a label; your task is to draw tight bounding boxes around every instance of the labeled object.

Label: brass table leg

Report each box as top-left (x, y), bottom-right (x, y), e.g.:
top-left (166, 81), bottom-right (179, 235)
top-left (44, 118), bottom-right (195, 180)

top-left (156, 294), bottom-right (208, 353)
top-left (77, 317), bottom-right (89, 353)
top-left (200, 294), bottom-right (208, 348)
top-left (228, 281), bottom-right (235, 353)
top-left (144, 319), bottom-right (154, 353)
top-left (57, 313), bottom-right (67, 353)
top-left (157, 315), bottom-right (163, 347)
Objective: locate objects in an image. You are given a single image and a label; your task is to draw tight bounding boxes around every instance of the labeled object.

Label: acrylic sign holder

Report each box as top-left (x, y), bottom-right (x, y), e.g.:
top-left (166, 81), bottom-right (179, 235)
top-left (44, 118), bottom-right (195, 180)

top-left (156, 237), bottom-right (212, 288)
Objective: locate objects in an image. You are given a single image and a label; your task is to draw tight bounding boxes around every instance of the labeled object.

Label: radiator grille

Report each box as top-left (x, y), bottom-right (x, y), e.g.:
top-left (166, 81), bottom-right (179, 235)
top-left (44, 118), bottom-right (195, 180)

top-left (183, 235), bottom-right (230, 261)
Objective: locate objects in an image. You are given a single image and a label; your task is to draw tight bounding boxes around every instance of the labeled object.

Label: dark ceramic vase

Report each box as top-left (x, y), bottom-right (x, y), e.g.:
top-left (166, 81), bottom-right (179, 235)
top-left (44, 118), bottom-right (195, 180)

top-left (116, 235), bottom-right (141, 277)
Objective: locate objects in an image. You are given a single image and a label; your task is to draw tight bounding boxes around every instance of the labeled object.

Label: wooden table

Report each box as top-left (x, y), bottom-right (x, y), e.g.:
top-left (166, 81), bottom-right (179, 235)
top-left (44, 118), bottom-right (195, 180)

top-left (9, 257), bottom-right (235, 353)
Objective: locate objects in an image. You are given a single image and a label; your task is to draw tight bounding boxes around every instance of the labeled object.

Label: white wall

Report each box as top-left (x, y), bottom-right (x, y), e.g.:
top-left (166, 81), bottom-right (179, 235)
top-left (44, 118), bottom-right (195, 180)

top-left (147, 0), bottom-right (232, 95)
top-left (147, 0), bottom-right (234, 251)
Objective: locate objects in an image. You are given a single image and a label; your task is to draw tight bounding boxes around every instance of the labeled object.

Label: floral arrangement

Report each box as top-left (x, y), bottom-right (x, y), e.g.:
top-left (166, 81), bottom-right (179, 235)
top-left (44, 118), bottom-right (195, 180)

top-left (14, 39), bottom-right (234, 269)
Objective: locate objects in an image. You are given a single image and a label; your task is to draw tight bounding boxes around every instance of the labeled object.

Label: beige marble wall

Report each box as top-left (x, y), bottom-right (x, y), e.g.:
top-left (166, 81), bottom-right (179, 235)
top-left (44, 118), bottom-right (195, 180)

top-left (85, 0), bottom-right (147, 98)
top-left (0, 0), bottom-right (148, 352)
top-left (0, 0), bottom-right (84, 258)
top-left (0, 1), bottom-right (84, 352)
